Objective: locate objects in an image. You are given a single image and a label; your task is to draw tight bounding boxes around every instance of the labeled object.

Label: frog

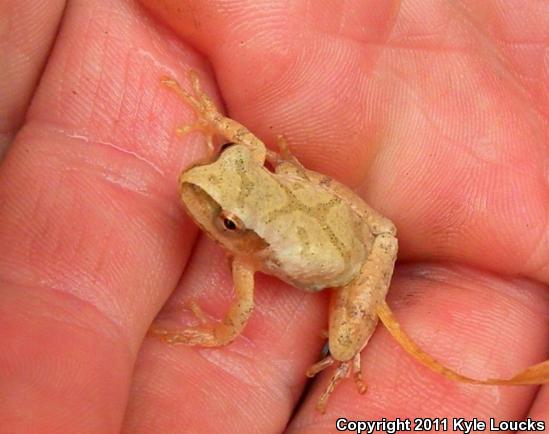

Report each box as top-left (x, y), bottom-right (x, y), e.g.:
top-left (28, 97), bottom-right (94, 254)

top-left (149, 71), bottom-right (398, 413)
top-left (150, 71), bottom-right (549, 413)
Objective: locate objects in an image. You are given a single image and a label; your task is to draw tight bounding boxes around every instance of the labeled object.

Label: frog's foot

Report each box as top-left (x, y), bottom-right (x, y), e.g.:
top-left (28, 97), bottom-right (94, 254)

top-left (161, 72), bottom-right (221, 124)
top-left (148, 301), bottom-right (235, 347)
top-left (162, 71), bottom-right (267, 162)
top-left (306, 353), bottom-right (366, 413)
top-left (275, 135), bottom-right (294, 160)
top-left (150, 259), bottom-right (255, 348)
top-left (161, 73), bottom-right (222, 157)
top-left (265, 134), bottom-right (299, 166)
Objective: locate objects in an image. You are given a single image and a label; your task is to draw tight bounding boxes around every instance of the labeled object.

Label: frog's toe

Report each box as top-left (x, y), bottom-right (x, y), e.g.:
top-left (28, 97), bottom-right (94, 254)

top-left (161, 76), bottom-right (202, 111)
top-left (147, 325), bottom-right (169, 338)
top-left (172, 328), bottom-right (215, 345)
top-left (147, 325), bottom-right (192, 345)
top-left (307, 353), bottom-right (367, 413)
top-left (186, 300), bottom-right (209, 324)
top-left (352, 352), bottom-right (368, 394)
top-left (148, 325), bottom-right (218, 346)
top-left (306, 355), bottom-right (335, 377)
top-left (176, 119), bottom-right (216, 156)
top-left (315, 360), bottom-right (351, 414)
top-left (354, 371), bottom-right (367, 394)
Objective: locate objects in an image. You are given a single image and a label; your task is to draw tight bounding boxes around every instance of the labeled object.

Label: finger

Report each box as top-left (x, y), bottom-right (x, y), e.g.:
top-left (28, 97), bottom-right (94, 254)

top-left (527, 385), bottom-right (548, 428)
top-left (137, 0), bottom-right (549, 283)
top-left (0, 0), bottom-right (66, 155)
top-left (288, 264), bottom-right (548, 431)
top-left (137, 0), bottom-right (400, 172)
top-left (123, 237), bottom-right (328, 432)
top-left (0, 0), bottom-right (212, 430)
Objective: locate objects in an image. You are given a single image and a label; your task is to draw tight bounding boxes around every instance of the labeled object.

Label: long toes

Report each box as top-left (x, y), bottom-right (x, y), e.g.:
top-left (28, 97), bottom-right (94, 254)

top-left (187, 301), bottom-right (209, 324)
top-left (176, 125), bottom-right (194, 135)
top-left (160, 77), bottom-right (177, 87)
top-left (189, 70), bottom-right (203, 93)
top-left (161, 330), bottom-right (213, 345)
top-left (147, 323), bottom-right (215, 344)
top-left (178, 328), bottom-right (213, 339)
top-left (176, 119), bottom-right (214, 136)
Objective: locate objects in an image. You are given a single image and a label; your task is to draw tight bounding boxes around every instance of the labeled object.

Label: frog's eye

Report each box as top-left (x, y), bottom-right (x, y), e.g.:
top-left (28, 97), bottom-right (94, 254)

top-left (217, 210), bottom-right (244, 232)
top-left (223, 218), bottom-right (237, 230)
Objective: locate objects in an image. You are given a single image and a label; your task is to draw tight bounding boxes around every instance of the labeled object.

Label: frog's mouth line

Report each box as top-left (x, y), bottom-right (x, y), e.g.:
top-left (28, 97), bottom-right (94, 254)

top-left (180, 183), bottom-right (269, 255)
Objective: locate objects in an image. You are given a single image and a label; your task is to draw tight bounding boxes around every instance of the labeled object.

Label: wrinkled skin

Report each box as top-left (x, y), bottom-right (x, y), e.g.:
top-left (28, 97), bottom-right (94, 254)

top-left (0, 0), bottom-right (547, 433)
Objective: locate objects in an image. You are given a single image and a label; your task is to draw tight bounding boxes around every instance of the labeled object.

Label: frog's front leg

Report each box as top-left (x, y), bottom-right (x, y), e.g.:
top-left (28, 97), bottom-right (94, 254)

top-left (162, 72), bottom-right (266, 163)
top-left (150, 257), bottom-right (255, 347)
top-left (307, 232), bottom-right (398, 413)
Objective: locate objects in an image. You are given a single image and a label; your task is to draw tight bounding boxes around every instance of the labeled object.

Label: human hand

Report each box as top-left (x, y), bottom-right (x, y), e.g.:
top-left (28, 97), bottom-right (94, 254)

top-left (0, 1), bottom-right (547, 432)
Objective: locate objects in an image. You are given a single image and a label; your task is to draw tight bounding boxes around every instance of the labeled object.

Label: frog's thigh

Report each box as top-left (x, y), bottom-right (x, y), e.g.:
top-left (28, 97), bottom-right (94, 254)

top-left (329, 233), bottom-right (398, 361)
top-left (150, 257), bottom-right (255, 347)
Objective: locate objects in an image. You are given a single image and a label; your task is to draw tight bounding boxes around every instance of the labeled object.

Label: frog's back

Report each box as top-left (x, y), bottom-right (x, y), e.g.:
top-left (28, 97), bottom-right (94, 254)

top-left (179, 144), bottom-right (372, 291)
top-left (252, 172), bottom-right (372, 291)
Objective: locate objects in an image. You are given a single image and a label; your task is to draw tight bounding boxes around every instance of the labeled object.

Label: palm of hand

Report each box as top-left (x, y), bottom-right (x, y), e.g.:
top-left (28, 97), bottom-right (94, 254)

top-left (0, 0), bottom-right (547, 432)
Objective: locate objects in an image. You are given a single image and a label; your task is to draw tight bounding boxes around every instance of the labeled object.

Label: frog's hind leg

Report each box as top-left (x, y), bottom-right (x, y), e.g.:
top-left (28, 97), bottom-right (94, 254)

top-left (161, 71), bottom-right (266, 163)
top-left (307, 232), bottom-right (397, 412)
top-left (149, 258), bottom-right (255, 347)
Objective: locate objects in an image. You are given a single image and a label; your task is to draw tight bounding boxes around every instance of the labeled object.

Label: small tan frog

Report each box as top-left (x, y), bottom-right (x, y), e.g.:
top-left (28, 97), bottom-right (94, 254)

top-left (151, 71), bottom-right (549, 413)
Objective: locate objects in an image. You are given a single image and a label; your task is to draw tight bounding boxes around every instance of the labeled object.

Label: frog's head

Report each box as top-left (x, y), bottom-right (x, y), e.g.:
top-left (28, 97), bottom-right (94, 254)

top-left (179, 144), bottom-right (269, 256)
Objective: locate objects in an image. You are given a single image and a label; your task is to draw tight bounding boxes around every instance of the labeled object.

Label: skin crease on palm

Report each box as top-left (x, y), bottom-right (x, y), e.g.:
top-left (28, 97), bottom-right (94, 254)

top-left (0, 0), bottom-right (547, 432)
